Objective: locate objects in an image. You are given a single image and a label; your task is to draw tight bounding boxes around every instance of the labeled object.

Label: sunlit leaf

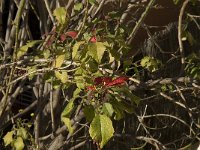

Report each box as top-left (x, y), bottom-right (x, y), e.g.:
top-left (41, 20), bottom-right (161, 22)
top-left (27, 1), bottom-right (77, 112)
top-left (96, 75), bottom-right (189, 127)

top-left (74, 3), bottom-right (83, 11)
top-left (61, 99), bottom-right (75, 134)
top-left (13, 137), bottom-right (24, 150)
top-left (89, 114), bottom-right (114, 148)
top-left (88, 43), bottom-right (98, 62)
top-left (3, 131), bottom-right (14, 146)
top-left (53, 54), bottom-right (65, 68)
top-left (109, 53), bottom-right (115, 63)
top-left (27, 66), bottom-right (37, 80)
top-left (53, 7), bottom-right (68, 24)
top-left (17, 40), bottom-right (42, 59)
top-left (73, 88), bottom-right (81, 98)
top-left (72, 41), bottom-right (85, 59)
top-left (43, 49), bottom-right (51, 59)
top-left (55, 71), bottom-right (68, 83)
top-left (88, 42), bottom-right (106, 63)
top-left (89, 0), bottom-right (98, 5)
top-left (61, 99), bottom-right (74, 118)
top-left (96, 42), bottom-right (106, 63)
top-left (62, 117), bottom-right (74, 134)
top-left (102, 103), bottom-right (114, 117)
top-left (17, 128), bottom-right (28, 140)
top-left (140, 56), bottom-right (151, 67)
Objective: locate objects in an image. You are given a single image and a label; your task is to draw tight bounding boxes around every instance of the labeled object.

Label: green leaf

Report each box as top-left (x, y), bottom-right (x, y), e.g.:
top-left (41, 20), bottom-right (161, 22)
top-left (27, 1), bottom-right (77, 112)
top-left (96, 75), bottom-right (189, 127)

top-left (74, 68), bottom-right (87, 89)
top-left (88, 58), bottom-right (98, 73)
top-left (88, 42), bottom-right (106, 63)
top-left (89, 114), bottom-right (114, 148)
top-left (53, 54), bottom-right (65, 68)
top-left (96, 42), bottom-right (106, 63)
top-left (62, 117), bottom-right (74, 134)
top-left (110, 99), bottom-right (125, 120)
top-left (83, 105), bottom-right (95, 122)
top-left (102, 103), bottom-right (114, 117)
top-left (17, 128), bottom-right (28, 140)
top-left (43, 49), bottom-right (51, 59)
top-left (109, 53), bottom-right (115, 63)
top-left (28, 66), bottom-right (37, 80)
top-left (13, 137), bottom-right (24, 150)
top-left (53, 7), bottom-right (68, 24)
top-left (89, 0), bottom-right (98, 5)
top-left (120, 101), bottom-right (134, 114)
top-left (61, 99), bottom-right (75, 134)
top-left (140, 56), bottom-right (151, 67)
top-left (61, 99), bottom-right (74, 118)
top-left (17, 40), bottom-right (41, 59)
top-left (88, 43), bottom-right (98, 62)
top-left (74, 3), bottom-right (83, 11)
top-left (73, 88), bottom-right (81, 98)
top-left (72, 41), bottom-right (85, 59)
top-left (3, 131), bottom-right (14, 146)
top-left (55, 71), bottom-right (68, 83)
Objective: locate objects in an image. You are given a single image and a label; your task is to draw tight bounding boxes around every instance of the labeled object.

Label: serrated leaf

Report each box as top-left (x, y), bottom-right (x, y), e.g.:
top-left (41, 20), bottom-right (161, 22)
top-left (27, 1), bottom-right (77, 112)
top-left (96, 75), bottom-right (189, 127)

top-left (13, 137), bottom-right (24, 150)
top-left (62, 117), bottom-right (74, 134)
top-left (3, 131), bottom-right (14, 146)
top-left (17, 40), bottom-right (41, 59)
top-left (53, 7), bottom-right (68, 24)
top-left (89, 114), bottom-right (114, 148)
top-left (102, 103), bottom-right (114, 117)
top-left (72, 41), bottom-right (85, 59)
top-left (53, 54), bottom-right (65, 68)
top-left (83, 105), bottom-right (95, 122)
top-left (55, 71), bottom-right (68, 83)
top-left (17, 128), bottom-right (28, 140)
top-left (74, 3), bottom-right (83, 11)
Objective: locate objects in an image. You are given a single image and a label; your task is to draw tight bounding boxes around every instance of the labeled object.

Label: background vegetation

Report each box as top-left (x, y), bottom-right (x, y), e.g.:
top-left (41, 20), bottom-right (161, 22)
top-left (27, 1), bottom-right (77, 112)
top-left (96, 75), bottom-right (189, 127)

top-left (0, 0), bottom-right (200, 149)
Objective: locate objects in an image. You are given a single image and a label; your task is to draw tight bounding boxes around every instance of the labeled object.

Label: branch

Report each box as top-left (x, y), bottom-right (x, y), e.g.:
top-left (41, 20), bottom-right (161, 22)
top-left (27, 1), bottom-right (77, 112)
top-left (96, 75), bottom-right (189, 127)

top-left (127, 0), bottom-right (156, 45)
top-left (178, 0), bottom-right (190, 76)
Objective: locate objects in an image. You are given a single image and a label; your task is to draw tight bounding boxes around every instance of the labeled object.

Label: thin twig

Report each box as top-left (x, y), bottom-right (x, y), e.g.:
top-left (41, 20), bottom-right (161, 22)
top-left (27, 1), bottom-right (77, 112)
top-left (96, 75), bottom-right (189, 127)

top-left (127, 0), bottom-right (156, 45)
top-left (43, 0), bottom-right (56, 25)
top-left (178, 0), bottom-right (190, 76)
